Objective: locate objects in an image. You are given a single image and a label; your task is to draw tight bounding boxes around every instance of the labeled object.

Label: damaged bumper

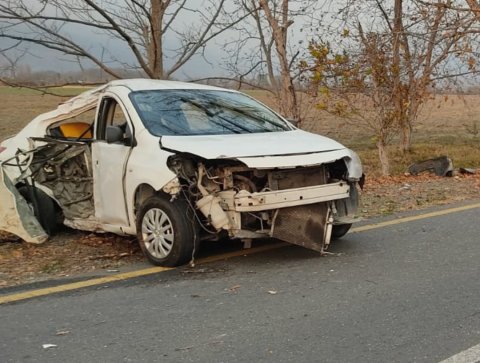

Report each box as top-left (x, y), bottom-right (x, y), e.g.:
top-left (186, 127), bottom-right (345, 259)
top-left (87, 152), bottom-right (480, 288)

top-left (181, 160), bottom-right (361, 253)
top-left (222, 182), bottom-right (349, 212)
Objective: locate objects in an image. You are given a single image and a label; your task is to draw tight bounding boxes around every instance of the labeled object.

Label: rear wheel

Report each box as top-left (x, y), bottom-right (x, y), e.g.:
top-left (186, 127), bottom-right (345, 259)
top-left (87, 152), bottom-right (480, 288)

top-left (136, 195), bottom-right (196, 267)
top-left (18, 185), bottom-right (60, 235)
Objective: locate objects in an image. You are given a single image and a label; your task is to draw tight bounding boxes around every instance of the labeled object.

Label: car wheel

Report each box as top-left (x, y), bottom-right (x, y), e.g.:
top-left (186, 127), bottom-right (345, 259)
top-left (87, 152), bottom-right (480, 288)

top-left (136, 195), bottom-right (196, 267)
top-left (18, 185), bottom-right (60, 235)
top-left (331, 223), bottom-right (352, 240)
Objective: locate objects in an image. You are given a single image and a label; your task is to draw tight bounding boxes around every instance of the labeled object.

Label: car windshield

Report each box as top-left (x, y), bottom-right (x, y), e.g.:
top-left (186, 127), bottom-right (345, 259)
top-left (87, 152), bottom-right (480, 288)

top-left (129, 89), bottom-right (291, 136)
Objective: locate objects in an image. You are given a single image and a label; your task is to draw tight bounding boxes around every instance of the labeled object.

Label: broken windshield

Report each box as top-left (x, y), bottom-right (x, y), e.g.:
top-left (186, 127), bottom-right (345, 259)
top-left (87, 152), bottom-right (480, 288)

top-left (129, 89), bottom-right (292, 136)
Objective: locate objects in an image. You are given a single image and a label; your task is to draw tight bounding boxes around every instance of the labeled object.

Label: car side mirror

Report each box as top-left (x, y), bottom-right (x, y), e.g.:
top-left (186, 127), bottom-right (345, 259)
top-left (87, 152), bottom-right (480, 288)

top-left (105, 125), bottom-right (124, 144)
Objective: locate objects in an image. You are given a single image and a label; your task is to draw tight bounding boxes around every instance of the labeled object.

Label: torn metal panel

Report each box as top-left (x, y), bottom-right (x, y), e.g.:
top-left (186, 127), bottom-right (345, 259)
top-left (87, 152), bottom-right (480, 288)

top-left (0, 85), bottom-right (107, 167)
top-left (272, 202), bottom-right (330, 253)
top-left (30, 140), bottom-right (94, 219)
top-left (269, 163), bottom-right (333, 252)
top-left (0, 168), bottom-right (48, 244)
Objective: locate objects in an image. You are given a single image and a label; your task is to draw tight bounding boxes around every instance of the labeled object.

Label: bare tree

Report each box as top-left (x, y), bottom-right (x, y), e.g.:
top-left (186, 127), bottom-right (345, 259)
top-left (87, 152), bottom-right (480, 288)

top-left (257, 0), bottom-right (299, 120)
top-left (217, 0), bottom-right (318, 122)
top-left (391, 0), bottom-right (478, 153)
top-left (0, 0), bottom-right (249, 82)
top-left (303, 0), bottom-right (478, 175)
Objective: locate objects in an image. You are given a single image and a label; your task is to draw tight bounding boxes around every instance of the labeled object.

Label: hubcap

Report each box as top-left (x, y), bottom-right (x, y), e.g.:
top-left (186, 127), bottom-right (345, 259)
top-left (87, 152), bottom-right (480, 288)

top-left (141, 208), bottom-right (174, 259)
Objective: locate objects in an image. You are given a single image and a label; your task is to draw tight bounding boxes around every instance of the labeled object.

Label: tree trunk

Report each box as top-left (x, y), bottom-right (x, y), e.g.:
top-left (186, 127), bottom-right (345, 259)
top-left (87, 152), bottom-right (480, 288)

top-left (148, 0), bottom-right (167, 79)
top-left (393, 0), bottom-right (406, 153)
top-left (377, 138), bottom-right (390, 176)
top-left (278, 72), bottom-right (299, 121)
top-left (259, 0), bottom-right (299, 121)
top-left (400, 122), bottom-right (412, 154)
top-left (401, 95), bottom-right (418, 154)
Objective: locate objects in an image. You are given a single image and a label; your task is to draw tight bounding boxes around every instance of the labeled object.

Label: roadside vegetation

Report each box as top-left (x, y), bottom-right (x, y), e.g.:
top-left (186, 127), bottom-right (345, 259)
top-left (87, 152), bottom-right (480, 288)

top-left (1, 86), bottom-right (479, 177)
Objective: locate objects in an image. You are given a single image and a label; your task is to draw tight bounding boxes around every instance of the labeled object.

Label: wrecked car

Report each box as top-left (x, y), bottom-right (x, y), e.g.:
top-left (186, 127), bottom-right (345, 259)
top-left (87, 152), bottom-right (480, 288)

top-left (0, 79), bottom-right (363, 266)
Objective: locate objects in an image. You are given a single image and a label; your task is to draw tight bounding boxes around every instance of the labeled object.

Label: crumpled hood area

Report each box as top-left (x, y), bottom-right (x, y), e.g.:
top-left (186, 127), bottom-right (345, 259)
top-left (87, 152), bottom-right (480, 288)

top-left (161, 129), bottom-right (345, 159)
top-left (160, 129), bottom-right (363, 178)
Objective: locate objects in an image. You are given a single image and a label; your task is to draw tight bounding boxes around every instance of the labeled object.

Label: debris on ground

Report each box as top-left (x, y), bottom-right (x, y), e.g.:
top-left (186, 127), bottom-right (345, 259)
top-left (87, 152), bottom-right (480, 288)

top-left (0, 230), bottom-right (143, 287)
top-left (360, 172), bottom-right (480, 218)
top-left (407, 156), bottom-right (454, 177)
top-left (459, 167), bottom-right (476, 175)
top-left (42, 344), bottom-right (57, 349)
top-left (226, 285), bottom-right (241, 293)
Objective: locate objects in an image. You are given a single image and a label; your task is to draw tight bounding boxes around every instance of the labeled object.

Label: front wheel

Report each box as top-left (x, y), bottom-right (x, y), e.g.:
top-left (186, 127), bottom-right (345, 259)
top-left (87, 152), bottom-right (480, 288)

top-left (331, 223), bottom-right (352, 240)
top-left (136, 195), bottom-right (196, 267)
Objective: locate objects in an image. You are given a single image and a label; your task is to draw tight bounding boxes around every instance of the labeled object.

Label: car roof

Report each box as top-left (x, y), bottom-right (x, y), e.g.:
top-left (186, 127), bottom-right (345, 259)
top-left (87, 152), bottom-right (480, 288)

top-left (107, 78), bottom-right (238, 93)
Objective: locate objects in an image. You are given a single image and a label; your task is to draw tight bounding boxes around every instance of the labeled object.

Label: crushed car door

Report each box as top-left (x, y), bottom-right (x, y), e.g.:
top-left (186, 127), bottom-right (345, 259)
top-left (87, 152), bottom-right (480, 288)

top-left (91, 96), bottom-right (133, 226)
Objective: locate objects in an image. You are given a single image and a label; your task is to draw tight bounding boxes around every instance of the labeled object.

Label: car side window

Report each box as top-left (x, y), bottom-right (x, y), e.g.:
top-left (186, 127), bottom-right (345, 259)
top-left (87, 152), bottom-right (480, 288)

top-left (111, 103), bottom-right (127, 127)
top-left (97, 97), bottom-right (133, 145)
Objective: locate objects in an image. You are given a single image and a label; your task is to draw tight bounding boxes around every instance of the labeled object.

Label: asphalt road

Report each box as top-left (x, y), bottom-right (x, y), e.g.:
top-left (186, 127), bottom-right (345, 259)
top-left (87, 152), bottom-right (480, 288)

top-left (1, 203), bottom-right (479, 363)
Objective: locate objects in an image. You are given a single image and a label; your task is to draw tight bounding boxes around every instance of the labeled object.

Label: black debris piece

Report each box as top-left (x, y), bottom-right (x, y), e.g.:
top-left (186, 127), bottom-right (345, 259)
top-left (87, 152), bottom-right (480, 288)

top-left (408, 156), bottom-right (454, 177)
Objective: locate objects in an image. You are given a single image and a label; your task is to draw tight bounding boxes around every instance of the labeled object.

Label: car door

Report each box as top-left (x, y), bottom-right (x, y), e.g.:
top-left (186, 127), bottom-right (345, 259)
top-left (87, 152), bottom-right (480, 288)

top-left (91, 95), bottom-right (134, 226)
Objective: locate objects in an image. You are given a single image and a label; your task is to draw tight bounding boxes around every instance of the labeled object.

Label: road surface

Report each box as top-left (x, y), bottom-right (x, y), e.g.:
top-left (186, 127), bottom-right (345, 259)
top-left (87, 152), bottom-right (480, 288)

top-left (1, 202), bottom-right (479, 362)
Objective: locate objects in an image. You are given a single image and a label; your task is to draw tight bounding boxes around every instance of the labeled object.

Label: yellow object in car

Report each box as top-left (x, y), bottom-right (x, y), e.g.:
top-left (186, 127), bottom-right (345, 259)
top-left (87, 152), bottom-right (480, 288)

top-left (58, 122), bottom-right (92, 138)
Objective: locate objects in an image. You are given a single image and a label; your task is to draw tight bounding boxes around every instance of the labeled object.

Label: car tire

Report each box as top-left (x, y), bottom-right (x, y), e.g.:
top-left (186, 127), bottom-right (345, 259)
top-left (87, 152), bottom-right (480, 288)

top-left (331, 223), bottom-right (352, 240)
top-left (18, 185), bottom-right (60, 235)
top-left (136, 195), bottom-right (197, 267)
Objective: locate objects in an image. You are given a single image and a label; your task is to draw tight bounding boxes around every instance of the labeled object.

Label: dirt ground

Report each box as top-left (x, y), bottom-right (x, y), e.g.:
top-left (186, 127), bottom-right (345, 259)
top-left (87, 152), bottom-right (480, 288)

top-left (0, 87), bottom-right (479, 287)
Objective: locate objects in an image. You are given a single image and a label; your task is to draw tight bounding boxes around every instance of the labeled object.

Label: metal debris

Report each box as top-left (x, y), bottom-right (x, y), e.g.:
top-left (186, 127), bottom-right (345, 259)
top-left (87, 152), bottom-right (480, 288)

top-left (459, 167), bottom-right (476, 175)
top-left (408, 156), bottom-right (454, 177)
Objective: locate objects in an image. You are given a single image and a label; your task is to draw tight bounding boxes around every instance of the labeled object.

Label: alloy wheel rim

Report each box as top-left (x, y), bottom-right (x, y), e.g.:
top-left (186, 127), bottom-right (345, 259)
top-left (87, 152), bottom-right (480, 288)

top-left (141, 208), bottom-right (174, 258)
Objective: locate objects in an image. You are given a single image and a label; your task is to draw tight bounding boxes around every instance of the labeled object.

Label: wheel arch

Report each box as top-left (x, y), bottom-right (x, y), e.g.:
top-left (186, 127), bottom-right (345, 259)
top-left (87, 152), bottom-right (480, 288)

top-left (132, 183), bottom-right (174, 216)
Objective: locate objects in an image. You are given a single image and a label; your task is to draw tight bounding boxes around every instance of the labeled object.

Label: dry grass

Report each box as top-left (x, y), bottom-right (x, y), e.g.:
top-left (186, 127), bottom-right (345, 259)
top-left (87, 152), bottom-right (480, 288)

top-left (1, 87), bottom-right (479, 176)
top-left (248, 91), bottom-right (480, 176)
top-left (0, 87), bottom-right (84, 139)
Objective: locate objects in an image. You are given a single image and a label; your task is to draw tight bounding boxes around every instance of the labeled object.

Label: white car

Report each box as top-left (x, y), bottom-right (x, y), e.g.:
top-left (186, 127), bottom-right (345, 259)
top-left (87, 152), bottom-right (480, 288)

top-left (0, 79), bottom-right (363, 266)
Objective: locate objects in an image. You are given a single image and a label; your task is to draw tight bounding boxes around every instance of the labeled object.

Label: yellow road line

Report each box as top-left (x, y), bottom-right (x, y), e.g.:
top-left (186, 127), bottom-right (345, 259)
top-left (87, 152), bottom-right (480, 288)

top-left (0, 266), bottom-right (172, 305)
top-left (350, 202), bottom-right (480, 233)
top-left (1, 202), bottom-right (479, 305)
top-left (0, 242), bottom-right (287, 305)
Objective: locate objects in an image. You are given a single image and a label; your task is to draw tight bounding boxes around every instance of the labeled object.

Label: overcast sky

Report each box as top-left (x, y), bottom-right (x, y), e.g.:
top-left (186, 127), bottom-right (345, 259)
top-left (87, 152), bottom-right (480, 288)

top-left (0, 0), bottom-right (335, 80)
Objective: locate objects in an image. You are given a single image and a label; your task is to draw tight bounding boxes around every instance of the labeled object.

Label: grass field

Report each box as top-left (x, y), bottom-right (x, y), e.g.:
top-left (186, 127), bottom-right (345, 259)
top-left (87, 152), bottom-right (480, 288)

top-left (1, 86), bottom-right (479, 175)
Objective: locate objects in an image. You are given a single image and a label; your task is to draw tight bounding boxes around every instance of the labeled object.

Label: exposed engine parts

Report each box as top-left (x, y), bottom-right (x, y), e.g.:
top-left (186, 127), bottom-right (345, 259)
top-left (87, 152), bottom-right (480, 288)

top-left (167, 155), bottom-right (360, 252)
